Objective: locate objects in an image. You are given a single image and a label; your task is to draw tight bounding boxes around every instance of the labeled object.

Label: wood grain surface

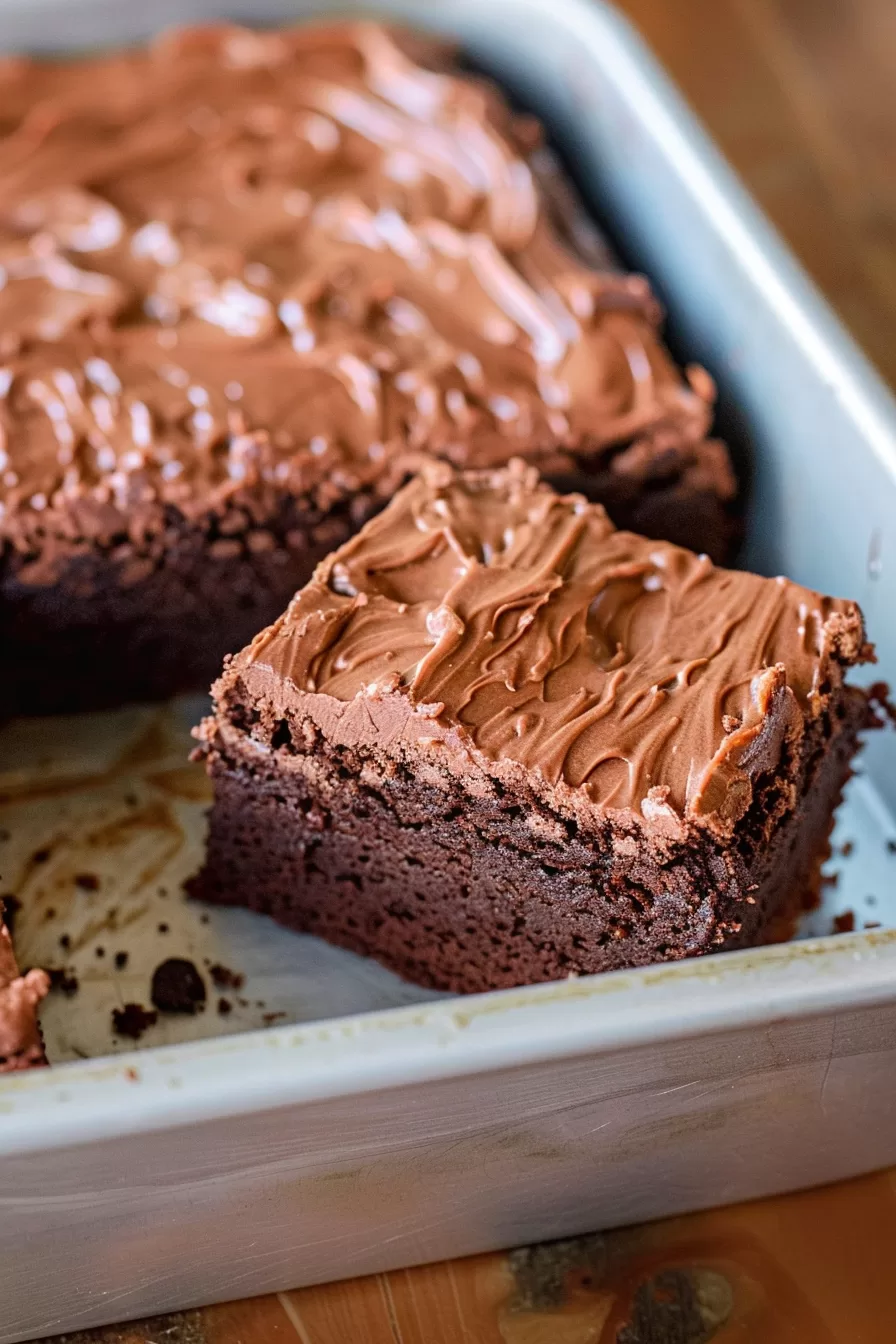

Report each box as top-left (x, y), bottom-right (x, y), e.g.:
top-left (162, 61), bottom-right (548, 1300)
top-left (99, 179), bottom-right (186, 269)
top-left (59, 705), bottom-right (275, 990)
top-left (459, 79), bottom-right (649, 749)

top-left (40, 2), bottom-right (896, 1341)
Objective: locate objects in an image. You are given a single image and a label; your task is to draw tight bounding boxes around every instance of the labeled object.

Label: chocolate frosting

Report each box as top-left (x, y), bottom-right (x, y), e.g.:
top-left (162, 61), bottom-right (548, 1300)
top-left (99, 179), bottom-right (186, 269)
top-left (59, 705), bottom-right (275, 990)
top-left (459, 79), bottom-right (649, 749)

top-left (234, 462), bottom-right (868, 835)
top-left (0, 913), bottom-right (48, 1071)
top-left (0, 22), bottom-right (724, 566)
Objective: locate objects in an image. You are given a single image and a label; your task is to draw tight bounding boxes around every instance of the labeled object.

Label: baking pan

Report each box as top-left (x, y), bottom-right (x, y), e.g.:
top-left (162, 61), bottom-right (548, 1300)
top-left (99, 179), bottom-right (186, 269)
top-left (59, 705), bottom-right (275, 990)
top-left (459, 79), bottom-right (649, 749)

top-left (2, 0), bottom-right (896, 1339)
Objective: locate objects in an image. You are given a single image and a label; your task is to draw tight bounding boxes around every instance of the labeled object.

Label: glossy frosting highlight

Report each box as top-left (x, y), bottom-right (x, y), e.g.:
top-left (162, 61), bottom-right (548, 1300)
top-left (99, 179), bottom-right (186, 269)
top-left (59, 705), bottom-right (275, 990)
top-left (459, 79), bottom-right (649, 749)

top-left (0, 22), bottom-right (721, 556)
top-left (243, 462), bottom-right (867, 830)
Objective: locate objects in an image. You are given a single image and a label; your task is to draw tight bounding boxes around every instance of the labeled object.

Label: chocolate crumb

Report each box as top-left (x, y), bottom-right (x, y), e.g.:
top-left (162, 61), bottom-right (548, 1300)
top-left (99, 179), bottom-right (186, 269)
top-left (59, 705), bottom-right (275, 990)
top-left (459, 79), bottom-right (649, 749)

top-left (95, 945), bottom-right (106, 958)
top-left (262, 1011), bottom-right (286, 1025)
top-left (32, 848), bottom-right (51, 864)
top-left (2, 894), bottom-right (21, 935)
top-left (833, 911), bottom-right (855, 934)
top-left (869, 681), bottom-right (896, 727)
top-left (217, 997), bottom-right (232, 1016)
top-left (151, 958), bottom-right (207, 1015)
top-left (48, 967), bottom-right (79, 996)
top-left (112, 1003), bottom-right (158, 1040)
top-left (209, 962), bottom-right (245, 990)
top-left (199, 913), bottom-right (210, 924)
top-left (865, 921), bottom-right (882, 929)
top-left (114, 951), bottom-right (129, 969)
top-left (43, 906), bottom-right (56, 921)
top-left (840, 840), bottom-right (854, 858)
top-left (59, 933), bottom-right (71, 950)
top-left (157, 922), bottom-right (169, 934)
top-left (124, 793), bottom-right (138, 808)
top-left (74, 873), bottom-right (100, 891)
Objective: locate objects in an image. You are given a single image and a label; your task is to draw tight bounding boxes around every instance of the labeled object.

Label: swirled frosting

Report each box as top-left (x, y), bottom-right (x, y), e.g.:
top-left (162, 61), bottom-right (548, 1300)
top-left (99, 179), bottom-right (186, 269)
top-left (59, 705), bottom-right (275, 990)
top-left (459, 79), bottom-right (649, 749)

top-left (235, 462), bottom-right (868, 833)
top-left (0, 22), bottom-right (725, 559)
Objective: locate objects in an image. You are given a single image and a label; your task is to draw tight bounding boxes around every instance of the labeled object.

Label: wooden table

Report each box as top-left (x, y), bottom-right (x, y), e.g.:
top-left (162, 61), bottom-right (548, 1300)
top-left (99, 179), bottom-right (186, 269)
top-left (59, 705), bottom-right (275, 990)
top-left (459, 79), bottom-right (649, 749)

top-left (46, 2), bottom-right (896, 1341)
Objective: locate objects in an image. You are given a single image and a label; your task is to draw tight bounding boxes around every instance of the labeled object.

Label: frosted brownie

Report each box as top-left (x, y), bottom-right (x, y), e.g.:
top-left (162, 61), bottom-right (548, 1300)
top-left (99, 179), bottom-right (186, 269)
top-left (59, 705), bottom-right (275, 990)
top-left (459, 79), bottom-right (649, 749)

top-left (192, 462), bottom-right (870, 993)
top-left (0, 22), bottom-right (734, 714)
top-left (1, 901), bottom-right (48, 1072)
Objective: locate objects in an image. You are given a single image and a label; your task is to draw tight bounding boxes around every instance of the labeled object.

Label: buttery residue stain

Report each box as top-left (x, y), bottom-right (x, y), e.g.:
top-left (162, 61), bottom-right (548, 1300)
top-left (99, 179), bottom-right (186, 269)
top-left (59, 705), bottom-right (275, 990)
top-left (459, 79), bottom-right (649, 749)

top-left (609, 1268), bottom-right (733, 1343)
top-left (500, 1234), bottom-right (615, 1343)
top-left (500, 1232), bottom-right (737, 1344)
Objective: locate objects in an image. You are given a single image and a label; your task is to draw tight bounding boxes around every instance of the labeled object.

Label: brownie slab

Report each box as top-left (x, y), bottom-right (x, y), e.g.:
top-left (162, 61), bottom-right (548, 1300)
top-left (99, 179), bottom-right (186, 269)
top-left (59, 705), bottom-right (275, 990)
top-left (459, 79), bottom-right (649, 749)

top-left (0, 22), bottom-right (734, 714)
top-left (0, 900), bottom-right (48, 1072)
top-left (192, 461), bottom-right (871, 993)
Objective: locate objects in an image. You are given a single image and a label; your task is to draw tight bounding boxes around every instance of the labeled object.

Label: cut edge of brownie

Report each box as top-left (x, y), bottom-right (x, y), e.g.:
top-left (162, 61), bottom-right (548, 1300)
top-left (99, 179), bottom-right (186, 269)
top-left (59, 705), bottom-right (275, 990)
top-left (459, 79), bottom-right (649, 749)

top-left (191, 683), bottom-right (868, 993)
top-left (0, 491), bottom-right (373, 716)
top-left (189, 464), bottom-right (873, 993)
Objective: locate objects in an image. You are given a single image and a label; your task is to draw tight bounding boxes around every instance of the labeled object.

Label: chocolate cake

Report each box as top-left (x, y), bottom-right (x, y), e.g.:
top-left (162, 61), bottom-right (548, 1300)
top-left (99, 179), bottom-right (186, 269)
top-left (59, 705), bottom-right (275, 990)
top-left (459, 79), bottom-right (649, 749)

top-left (192, 461), bottom-right (871, 993)
top-left (0, 22), bottom-right (735, 715)
top-left (0, 900), bottom-right (48, 1071)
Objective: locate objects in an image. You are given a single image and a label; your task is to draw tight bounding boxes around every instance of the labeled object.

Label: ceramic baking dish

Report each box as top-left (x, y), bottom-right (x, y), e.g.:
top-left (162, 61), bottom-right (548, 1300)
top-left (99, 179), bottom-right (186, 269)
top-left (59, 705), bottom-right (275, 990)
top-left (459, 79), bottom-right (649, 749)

top-left (2, 0), bottom-right (896, 1339)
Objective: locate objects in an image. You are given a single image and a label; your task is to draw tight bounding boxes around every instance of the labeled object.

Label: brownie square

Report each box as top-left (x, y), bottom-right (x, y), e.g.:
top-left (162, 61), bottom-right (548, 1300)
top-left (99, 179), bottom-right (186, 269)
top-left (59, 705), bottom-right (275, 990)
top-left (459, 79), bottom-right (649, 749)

top-left (0, 899), bottom-right (48, 1072)
top-left (192, 461), bottom-right (871, 993)
top-left (0, 23), bottom-right (734, 715)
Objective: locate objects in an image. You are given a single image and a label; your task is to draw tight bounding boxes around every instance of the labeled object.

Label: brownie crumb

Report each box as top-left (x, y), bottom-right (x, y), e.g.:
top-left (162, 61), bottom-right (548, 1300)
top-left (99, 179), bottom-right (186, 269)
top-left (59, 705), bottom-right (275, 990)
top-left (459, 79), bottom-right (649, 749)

top-left (217, 997), bottom-right (232, 1016)
top-left (74, 873), bottom-right (100, 891)
top-left (114, 951), bottom-right (129, 969)
top-left (32, 848), bottom-right (51, 864)
top-left (48, 967), bottom-right (79, 996)
top-left (157, 922), bottom-right (169, 934)
top-left (840, 840), bottom-right (854, 858)
top-left (112, 1003), bottom-right (158, 1040)
top-left (43, 905), bottom-right (56, 921)
top-left (151, 958), bottom-right (207, 1015)
top-left (869, 681), bottom-right (896, 727)
top-left (209, 962), bottom-right (245, 990)
top-left (59, 933), bottom-right (71, 950)
top-left (2, 894), bottom-right (21, 935)
top-left (262, 1011), bottom-right (287, 1025)
top-left (95, 945), bottom-right (106, 958)
top-left (833, 911), bottom-right (856, 934)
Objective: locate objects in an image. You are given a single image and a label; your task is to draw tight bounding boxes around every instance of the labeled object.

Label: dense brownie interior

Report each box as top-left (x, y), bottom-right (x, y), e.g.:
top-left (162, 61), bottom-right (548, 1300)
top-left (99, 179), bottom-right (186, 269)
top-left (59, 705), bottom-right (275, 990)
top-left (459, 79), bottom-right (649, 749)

top-left (192, 462), bottom-right (871, 992)
top-left (0, 23), bottom-right (735, 713)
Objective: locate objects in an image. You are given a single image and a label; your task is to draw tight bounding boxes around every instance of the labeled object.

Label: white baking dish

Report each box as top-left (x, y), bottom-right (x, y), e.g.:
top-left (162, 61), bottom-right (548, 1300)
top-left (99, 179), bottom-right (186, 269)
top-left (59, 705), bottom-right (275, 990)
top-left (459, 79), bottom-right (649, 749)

top-left (2, 0), bottom-right (896, 1339)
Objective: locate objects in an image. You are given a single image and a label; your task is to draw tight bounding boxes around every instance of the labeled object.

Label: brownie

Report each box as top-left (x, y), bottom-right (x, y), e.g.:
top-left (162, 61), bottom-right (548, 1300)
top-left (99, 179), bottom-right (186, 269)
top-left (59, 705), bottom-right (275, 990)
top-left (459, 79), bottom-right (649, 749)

top-left (0, 898), bottom-right (48, 1072)
top-left (0, 22), bottom-right (735, 715)
top-left (191, 461), bottom-right (871, 993)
